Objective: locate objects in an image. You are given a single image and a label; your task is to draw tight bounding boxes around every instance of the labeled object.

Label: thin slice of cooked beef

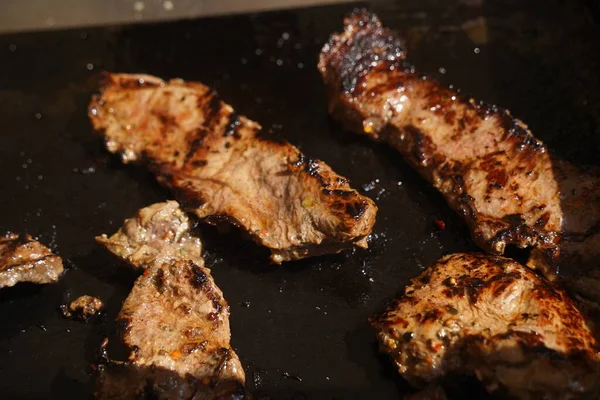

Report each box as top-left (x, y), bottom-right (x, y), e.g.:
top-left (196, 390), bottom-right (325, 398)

top-left (0, 232), bottom-right (63, 288)
top-left (96, 202), bottom-right (246, 399)
top-left (319, 11), bottom-right (600, 294)
top-left (89, 73), bottom-right (377, 263)
top-left (371, 253), bottom-right (600, 399)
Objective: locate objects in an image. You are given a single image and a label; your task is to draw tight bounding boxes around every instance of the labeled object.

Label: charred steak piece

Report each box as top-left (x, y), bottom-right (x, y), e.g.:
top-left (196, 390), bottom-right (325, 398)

top-left (96, 200), bottom-right (203, 270)
top-left (89, 73), bottom-right (377, 263)
top-left (0, 232), bottom-right (63, 288)
top-left (371, 253), bottom-right (600, 399)
top-left (319, 11), bottom-right (600, 286)
top-left (96, 202), bottom-right (246, 399)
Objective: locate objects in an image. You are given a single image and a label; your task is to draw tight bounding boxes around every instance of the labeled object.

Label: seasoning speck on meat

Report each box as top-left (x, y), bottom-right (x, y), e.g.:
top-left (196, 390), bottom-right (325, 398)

top-left (371, 253), bottom-right (600, 399)
top-left (0, 232), bottom-right (63, 288)
top-left (96, 202), bottom-right (247, 399)
top-left (89, 73), bottom-right (377, 263)
top-left (61, 295), bottom-right (104, 321)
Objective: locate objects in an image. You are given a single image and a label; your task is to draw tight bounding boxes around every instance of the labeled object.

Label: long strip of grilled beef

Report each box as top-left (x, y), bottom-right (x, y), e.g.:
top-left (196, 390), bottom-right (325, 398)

top-left (96, 202), bottom-right (246, 399)
top-left (319, 11), bottom-right (600, 294)
top-left (89, 73), bottom-right (377, 263)
top-left (371, 253), bottom-right (600, 399)
top-left (0, 232), bottom-right (63, 288)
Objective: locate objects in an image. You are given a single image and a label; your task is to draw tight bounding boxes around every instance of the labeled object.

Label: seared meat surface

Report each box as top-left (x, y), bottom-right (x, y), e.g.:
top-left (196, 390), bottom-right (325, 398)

top-left (97, 202), bottom-right (246, 399)
top-left (0, 232), bottom-right (63, 288)
top-left (89, 73), bottom-right (377, 263)
top-left (371, 253), bottom-right (600, 399)
top-left (61, 295), bottom-right (104, 321)
top-left (319, 11), bottom-right (600, 286)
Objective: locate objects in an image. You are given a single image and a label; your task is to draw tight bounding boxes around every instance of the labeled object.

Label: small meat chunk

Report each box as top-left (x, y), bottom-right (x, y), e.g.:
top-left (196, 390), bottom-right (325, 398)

top-left (371, 253), bottom-right (600, 399)
top-left (89, 73), bottom-right (377, 263)
top-left (0, 232), bottom-right (63, 288)
top-left (96, 200), bottom-right (203, 270)
top-left (61, 295), bottom-right (104, 321)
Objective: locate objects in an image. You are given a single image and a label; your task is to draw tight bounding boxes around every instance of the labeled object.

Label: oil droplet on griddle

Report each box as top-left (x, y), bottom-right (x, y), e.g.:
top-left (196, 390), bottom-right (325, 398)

top-left (86, 63), bottom-right (94, 70)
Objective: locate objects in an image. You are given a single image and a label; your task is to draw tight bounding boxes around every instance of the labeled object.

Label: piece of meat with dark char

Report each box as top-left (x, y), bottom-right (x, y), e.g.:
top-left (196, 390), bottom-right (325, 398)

top-left (319, 11), bottom-right (600, 298)
top-left (96, 202), bottom-right (246, 399)
top-left (89, 73), bottom-right (377, 263)
top-left (0, 232), bottom-right (64, 288)
top-left (371, 253), bottom-right (600, 399)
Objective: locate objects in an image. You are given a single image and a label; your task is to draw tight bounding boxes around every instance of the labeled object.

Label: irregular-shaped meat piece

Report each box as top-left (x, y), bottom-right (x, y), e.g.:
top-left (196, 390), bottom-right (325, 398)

top-left (96, 202), bottom-right (246, 399)
top-left (0, 232), bottom-right (63, 288)
top-left (61, 295), bottom-right (104, 321)
top-left (97, 261), bottom-right (246, 400)
top-left (371, 253), bottom-right (600, 399)
top-left (89, 73), bottom-right (377, 263)
top-left (319, 11), bottom-right (600, 285)
top-left (96, 201), bottom-right (203, 270)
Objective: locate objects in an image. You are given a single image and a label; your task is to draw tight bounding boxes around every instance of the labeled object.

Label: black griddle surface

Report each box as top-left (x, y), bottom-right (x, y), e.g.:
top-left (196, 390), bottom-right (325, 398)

top-left (0, 1), bottom-right (599, 398)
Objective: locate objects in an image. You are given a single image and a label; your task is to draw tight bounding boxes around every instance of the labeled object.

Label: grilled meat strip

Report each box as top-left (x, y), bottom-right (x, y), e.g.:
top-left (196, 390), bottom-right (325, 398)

top-left (0, 232), bottom-right (63, 288)
top-left (89, 73), bottom-right (377, 263)
top-left (96, 202), bottom-right (246, 399)
top-left (319, 11), bottom-right (600, 285)
top-left (371, 253), bottom-right (600, 399)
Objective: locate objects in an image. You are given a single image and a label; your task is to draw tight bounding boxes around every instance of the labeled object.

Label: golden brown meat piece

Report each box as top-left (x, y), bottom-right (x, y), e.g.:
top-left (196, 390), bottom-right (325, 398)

top-left (0, 232), bottom-right (63, 288)
top-left (371, 253), bottom-right (600, 399)
top-left (61, 295), bottom-right (104, 321)
top-left (96, 202), bottom-right (246, 399)
top-left (89, 73), bottom-right (377, 263)
top-left (319, 11), bottom-right (600, 296)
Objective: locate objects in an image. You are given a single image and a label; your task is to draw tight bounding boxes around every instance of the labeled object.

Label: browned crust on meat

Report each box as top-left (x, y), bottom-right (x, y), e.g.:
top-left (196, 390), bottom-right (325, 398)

top-left (0, 232), bottom-right (64, 288)
top-left (89, 73), bottom-right (377, 263)
top-left (370, 253), bottom-right (600, 399)
top-left (319, 10), bottom-right (561, 257)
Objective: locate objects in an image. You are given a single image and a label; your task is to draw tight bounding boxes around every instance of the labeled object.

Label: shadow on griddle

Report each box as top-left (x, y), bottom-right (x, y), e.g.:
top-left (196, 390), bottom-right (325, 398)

top-left (345, 322), bottom-right (411, 395)
top-left (51, 367), bottom-right (92, 400)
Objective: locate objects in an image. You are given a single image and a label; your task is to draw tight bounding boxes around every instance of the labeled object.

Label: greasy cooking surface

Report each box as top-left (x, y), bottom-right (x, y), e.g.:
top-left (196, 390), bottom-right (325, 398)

top-left (90, 73), bottom-right (377, 263)
top-left (0, 1), bottom-right (599, 398)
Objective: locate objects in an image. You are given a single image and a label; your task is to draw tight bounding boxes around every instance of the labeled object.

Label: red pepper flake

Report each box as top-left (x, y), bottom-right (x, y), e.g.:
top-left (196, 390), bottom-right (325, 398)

top-left (433, 218), bottom-right (446, 230)
top-left (143, 268), bottom-right (150, 277)
top-left (431, 342), bottom-right (443, 351)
